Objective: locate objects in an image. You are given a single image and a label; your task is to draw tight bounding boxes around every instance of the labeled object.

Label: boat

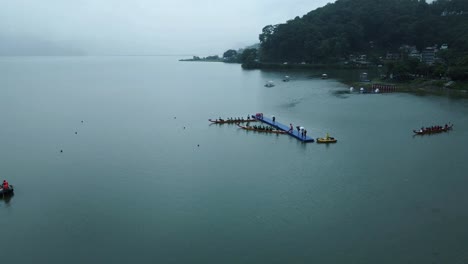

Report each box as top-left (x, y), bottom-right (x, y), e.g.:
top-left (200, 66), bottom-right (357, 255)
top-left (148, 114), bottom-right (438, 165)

top-left (283, 76), bottom-right (290, 82)
top-left (265, 81), bottom-right (275, 87)
top-left (0, 185), bottom-right (14, 196)
top-left (321, 74), bottom-right (328, 79)
top-left (209, 118), bottom-right (257, 124)
top-left (316, 134), bottom-right (337, 143)
top-left (413, 124), bottom-right (453, 135)
top-left (237, 124), bottom-right (287, 134)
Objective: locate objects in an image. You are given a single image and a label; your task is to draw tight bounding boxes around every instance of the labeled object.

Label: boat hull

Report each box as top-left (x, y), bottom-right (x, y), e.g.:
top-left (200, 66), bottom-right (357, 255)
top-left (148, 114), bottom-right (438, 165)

top-left (316, 138), bottom-right (337, 143)
top-left (237, 124), bottom-right (287, 134)
top-left (413, 125), bottom-right (453, 135)
top-left (0, 185), bottom-right (14, 196)
top-left (209, 119), bottom-right (257, 124)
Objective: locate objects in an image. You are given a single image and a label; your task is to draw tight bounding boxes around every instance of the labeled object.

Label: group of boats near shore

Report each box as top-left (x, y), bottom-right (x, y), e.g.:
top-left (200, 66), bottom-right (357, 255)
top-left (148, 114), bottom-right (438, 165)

top-left (264, 73), bottom-right (327, 87)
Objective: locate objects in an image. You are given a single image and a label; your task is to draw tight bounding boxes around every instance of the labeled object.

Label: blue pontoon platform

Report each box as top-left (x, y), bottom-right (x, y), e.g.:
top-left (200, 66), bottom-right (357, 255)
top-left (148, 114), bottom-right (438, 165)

top-left (252, 115), bottom-right (314, 143)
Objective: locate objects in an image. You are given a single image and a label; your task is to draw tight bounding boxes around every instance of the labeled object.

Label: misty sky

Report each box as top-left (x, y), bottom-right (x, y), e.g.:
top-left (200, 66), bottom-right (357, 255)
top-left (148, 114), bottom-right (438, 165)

top-left (0, 0), bottom-right (333, 55)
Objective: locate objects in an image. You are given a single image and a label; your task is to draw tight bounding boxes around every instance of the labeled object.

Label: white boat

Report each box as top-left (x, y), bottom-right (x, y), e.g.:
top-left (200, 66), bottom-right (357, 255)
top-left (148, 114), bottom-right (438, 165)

top-left (321, 74), bottom-right (328, 79)
top-left (283, 76), bottom-right (290, 82)
top-left (265, 81), bottom-right (275, 87)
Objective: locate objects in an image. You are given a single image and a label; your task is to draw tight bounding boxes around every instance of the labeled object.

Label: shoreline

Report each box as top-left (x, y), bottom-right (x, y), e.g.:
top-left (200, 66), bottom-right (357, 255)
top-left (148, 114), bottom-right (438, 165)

top-left (344, 79), bottom-right (468, 98)
top-left (251, 62), bottom-right (468, 96)
top-left (179, 59), bottom-right (468, 96)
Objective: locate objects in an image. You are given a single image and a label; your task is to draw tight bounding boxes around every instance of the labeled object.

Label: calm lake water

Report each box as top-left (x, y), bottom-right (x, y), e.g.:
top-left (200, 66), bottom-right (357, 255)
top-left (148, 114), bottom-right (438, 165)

top-left (1, 56), bottom-right (468, 264)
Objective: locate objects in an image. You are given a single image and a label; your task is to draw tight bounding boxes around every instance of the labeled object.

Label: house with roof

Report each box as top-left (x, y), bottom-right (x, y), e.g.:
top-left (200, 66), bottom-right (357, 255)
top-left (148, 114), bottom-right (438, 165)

top-left (421, 46), bottom-right (437, 65)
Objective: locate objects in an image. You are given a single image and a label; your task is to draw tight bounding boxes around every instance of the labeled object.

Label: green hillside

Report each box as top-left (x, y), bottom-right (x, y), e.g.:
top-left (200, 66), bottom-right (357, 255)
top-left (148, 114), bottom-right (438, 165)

top-left (259, 0), bottom-right (468, 63)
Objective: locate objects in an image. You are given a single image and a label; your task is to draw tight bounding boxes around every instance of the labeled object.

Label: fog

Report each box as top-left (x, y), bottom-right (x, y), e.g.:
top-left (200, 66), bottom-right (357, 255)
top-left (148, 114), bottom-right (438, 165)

top-left (0, 0), bottom-right (332, 55)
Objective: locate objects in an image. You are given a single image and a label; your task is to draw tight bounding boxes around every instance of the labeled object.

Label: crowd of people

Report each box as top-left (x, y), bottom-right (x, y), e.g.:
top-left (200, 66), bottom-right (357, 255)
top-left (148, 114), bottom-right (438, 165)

top-left (418, 123), bottom-right (451, 133)
top-left (287, 124), bottom-right (307, 138)
top-left (216, 115), bottom-right (253, 122)
top-left (244, 124), bottom-right (278, 132)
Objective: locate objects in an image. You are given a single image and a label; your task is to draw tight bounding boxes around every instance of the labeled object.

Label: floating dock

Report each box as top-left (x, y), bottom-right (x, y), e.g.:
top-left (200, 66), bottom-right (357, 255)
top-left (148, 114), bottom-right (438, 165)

top-left (253, 115), bottom-right (314, 143)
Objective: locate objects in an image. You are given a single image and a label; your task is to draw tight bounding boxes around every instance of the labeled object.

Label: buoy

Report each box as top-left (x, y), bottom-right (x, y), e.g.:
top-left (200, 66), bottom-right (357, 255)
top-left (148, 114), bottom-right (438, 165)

top-left (60, 150), bottom-right (63, 153)
top-left (75, 132), bottom-right (77, 134)
top-left (197, 144), bottom-right (199, 147)
top-left (81, 120), bottom-right (83, 123)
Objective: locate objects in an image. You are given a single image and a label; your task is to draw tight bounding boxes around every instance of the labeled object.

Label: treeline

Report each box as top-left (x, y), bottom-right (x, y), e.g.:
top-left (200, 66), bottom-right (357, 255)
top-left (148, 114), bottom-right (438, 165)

top-left (253, 0), bottom-right (468, 80)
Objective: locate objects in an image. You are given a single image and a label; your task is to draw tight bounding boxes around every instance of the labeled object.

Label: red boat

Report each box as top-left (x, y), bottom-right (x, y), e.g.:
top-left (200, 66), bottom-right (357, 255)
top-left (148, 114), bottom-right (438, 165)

top-left (413, 124), bottom-right (453, 135)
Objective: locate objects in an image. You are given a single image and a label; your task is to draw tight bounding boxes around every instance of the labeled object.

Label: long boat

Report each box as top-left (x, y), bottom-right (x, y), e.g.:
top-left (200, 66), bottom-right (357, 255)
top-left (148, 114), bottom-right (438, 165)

top-left (236, 124), bottom-right (288, 134)
top-left (209, 118), bottom-right (257, 124)
top-left (413, 124), bottom-right (453, 135)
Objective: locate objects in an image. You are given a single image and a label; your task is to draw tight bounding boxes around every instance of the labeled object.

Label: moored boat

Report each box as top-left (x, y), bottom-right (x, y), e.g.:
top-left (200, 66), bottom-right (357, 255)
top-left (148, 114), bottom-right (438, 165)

top-left (316, 134), bottom-right (337, 143)
top-left (209, 118), bottom-right (257, 124)
top-left (237, 124), bottom-right (287, 134)
top-left (265, 81), bottom-right (275, 87)
top-left (413, 124), bottom-right (453, 135)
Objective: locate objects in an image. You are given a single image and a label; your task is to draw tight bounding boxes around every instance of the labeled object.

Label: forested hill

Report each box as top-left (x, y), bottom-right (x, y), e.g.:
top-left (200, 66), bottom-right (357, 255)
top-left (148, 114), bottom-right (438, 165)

top-left (259, 0), bottom-right (468, 63)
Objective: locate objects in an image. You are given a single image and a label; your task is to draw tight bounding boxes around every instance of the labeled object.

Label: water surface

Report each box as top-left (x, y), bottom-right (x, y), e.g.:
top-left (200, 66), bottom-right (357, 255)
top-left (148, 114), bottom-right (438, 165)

top-left (1, 56), bottom-right (467, 263)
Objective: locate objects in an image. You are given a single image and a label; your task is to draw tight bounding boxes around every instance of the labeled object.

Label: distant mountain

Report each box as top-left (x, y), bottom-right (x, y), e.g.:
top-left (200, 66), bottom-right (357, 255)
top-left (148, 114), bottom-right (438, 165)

top-left (259, 0), bottom-right (468, 63)
top-left (0, 34), bottom-right (84, 56)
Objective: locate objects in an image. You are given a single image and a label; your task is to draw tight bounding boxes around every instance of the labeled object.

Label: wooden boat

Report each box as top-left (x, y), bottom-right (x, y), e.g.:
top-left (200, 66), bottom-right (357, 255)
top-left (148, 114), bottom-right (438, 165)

top-left (237, 124), bottom-right (287, 134)
top-left (209, 118), bottom-right (257, 124)
top-left (0, 185), bottom-right (14, 197)
top-left (413, 124), bottom-right (453, 135)
top-left (316, 137), bottom-right (337, 143)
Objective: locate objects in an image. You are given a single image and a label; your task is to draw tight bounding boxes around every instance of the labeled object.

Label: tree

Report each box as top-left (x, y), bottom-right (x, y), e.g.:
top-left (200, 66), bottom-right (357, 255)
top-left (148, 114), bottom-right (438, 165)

top-left (258, 0), bottom-right (468, 65)
top-left (223, 49), bottom-right (238, 60)
top-left (240, 49), bottom-right (259, 69)
top-left (259, 25), bottom-right (276, 43)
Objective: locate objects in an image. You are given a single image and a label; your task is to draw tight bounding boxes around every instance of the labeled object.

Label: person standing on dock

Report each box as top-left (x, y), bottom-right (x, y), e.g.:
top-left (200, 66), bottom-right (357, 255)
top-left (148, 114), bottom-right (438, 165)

top-left (288, 124), bottom-right (293, 133)
top-left (304, 129), bottom-right (307, 138)
top-left (296, 126), bottom-right (300, 135)
top-left (272, 115), bottom-right (275, 123)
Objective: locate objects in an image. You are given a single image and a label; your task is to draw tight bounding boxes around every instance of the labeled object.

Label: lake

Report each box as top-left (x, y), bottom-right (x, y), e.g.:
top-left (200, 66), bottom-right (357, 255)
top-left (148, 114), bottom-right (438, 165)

top-left (1, 56), bottom-right (467, 263)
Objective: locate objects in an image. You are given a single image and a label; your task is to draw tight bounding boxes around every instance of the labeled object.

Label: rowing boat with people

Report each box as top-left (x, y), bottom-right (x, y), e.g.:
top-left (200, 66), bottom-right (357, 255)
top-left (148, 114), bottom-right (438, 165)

top-left (413, 124), bottom-right (453, 135)
top-left (236, 124), bottom-right (287, 134)
top-left (209, 118), bottom-right (257, 124)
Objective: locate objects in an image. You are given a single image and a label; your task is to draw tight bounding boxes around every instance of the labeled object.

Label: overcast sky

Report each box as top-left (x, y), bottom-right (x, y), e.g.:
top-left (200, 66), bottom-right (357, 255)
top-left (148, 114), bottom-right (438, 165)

top-left (0, 0), bottom-right (333, 55)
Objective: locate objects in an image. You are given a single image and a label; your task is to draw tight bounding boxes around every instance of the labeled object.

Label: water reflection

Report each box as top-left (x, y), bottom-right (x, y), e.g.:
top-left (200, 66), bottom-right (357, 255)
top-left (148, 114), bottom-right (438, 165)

top-left (332, 90), bottom-right (351, 99)
top-left (281, 98), bottom-right (302, 108)
top-left (0, 193), bottom-right (14, 207)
